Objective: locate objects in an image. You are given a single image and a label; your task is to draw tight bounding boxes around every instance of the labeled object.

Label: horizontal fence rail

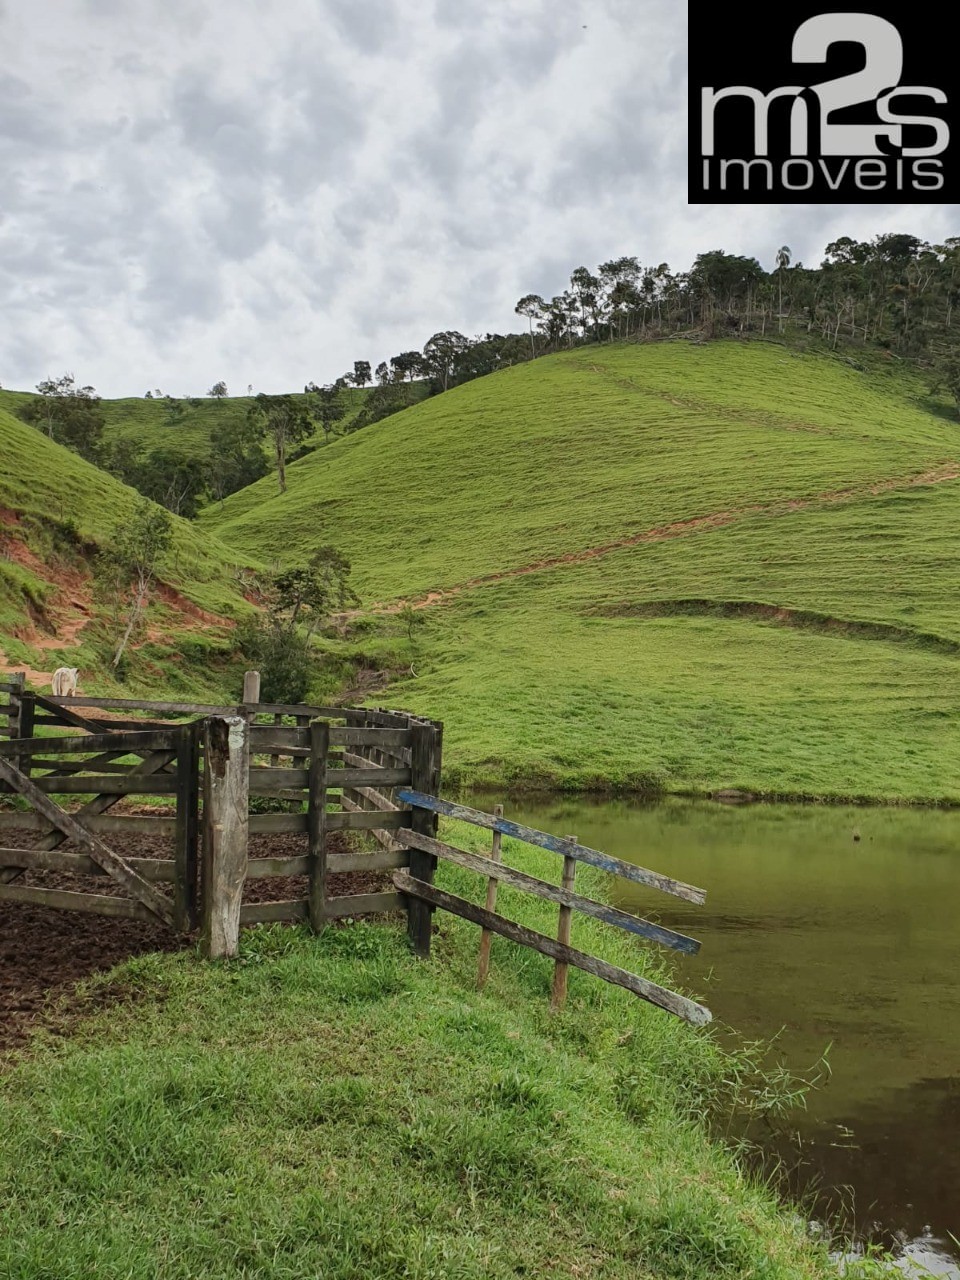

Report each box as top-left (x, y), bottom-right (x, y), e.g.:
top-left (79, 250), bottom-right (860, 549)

top-left (395, 829), bottom-right (701, 955)
top-left (391, 789), bottom-right (709, 1023)
top-left (393, 872), bottom-right (711, 1026)
top-left (396, 789), bottom-right (707, 905)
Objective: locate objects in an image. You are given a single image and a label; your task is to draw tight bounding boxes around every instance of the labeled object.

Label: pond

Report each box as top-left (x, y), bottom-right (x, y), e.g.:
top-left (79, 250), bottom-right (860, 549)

top-left (471, 794), bottom-right (960, 1276)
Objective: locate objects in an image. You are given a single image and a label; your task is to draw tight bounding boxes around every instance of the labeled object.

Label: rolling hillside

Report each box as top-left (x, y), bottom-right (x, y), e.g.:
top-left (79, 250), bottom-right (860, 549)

top-left (0, 405), bottom-right (254, 697)
top-left (202, 341), bottom-right (960, 802)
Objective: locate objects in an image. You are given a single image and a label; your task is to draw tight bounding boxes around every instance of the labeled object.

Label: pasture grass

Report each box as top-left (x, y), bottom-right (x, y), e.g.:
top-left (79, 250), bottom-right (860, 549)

top-left (199, 340), bottom-right (960, 802)
top-left (0, 823), bottom-right (874, 1279)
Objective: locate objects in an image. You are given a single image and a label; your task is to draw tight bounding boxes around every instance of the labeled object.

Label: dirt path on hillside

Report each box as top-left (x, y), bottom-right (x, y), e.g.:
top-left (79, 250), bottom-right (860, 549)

top-left (368, 462), bottom-right (960, 614)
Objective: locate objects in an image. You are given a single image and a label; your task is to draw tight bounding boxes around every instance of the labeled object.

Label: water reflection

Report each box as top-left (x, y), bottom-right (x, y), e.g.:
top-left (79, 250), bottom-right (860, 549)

top-left (469, 793), bottom-right (960, 1274)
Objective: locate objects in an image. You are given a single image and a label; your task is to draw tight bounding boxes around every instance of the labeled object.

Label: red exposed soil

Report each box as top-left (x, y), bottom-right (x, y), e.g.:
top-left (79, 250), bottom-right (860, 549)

top-left (0, 528), bottom-right (234, 683)
top-left (0, 823), bottom-right (391, 1054)
top-left (155, 582), bottom-right (232, 630)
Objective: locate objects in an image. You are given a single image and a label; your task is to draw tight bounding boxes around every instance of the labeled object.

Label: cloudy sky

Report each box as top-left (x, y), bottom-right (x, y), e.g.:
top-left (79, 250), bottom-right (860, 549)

top-left (1, 0), bottom-right (957, 397)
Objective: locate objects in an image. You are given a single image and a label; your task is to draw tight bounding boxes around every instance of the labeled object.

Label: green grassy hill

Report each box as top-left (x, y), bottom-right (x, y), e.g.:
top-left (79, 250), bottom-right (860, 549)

top-left (202, 341), bottom-right (960, 802)
top-left (0, 384), bottom-right (391, 464)
top-left (0, 405), bottom-right (254, 698)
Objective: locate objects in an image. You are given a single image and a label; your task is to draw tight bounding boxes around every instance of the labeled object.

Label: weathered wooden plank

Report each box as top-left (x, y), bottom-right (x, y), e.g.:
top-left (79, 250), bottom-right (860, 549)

top-left (348, 784), bottom-right (400, 811)
top-left (44, 695), bottom-right (241, 715)
top-left (405, 723), bottom-right (443, 957)
top-left (396, 790), bottom-right (706, 905)
top-left (393, 873), bottom-right (711, 1025)
top-left (32, 694), bottom-right (123, 736)
top-left (201, 717), bottom-right (249, 958)
top-left (308, 720), bottom-right (329, 932)
top-left (477, 804), bottom-right (504, 990)
top-left (249, 766), bottom-right (309, 789)
top-left (250, 766), bottom-right (411, 790)
top-left (247, 726), bottom-right (411, 752)
top-left (325, 891), bottom-right (404, 918)
top-left (249, 808), bottom-right (411, 834)
top-left (34, 716), bottom-right (191, 732)
top-left (247, 855), bottom-right (310, 878)
top-left (397, 830), bottom-right (701, 954)
top-left (25, 758), bottom-right (166, 777)
top-left (0, 730), bottom-right (177, 757)
top-left (0, 755), bottom-right (174, 924)
top-left (0, 846), bottom-right (176, 881)
top-left (29, 775), bottom-right (178, 794)
top-left (0, 883), bottom-right (156, 919)
top-left (174, 722), bottom-right (201, 932)
top-left (239, 899), bottom-right (307, 924)
top-left (550, 839), bottom-right (578, 1014)
top-left (329, 809), bottom-right (409, 832)
top-left (34, 751), bottom-right (177, 854)
top-left (249, 728), bottom-right (311, 756)
top-left (331, 849), bottom-right (409, 873)
top-left (248, 812), bottom-right (309, 835)
top-left (0, 811), bottom-right (177, 836)
top-left (330, 727), bottom-right (410, 749)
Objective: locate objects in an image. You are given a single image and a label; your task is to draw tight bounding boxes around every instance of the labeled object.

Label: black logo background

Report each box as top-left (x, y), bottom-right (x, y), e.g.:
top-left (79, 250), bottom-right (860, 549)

top-left (688, 2), bottom-right (960, 203)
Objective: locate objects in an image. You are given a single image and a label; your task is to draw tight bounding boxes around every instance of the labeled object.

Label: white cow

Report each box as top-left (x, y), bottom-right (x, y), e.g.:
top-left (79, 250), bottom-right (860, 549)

top-left (51, 667), bottom-right (79, 697)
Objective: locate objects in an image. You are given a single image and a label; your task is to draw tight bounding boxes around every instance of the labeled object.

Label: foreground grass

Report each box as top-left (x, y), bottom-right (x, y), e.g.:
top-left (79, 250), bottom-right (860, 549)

top-left (0, 826), bottom-right (857, 1280)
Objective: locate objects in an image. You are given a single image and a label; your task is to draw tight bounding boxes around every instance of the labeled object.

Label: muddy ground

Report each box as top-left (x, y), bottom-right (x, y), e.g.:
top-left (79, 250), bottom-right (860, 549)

top-left (0, 821), bottom-right (393, 1052)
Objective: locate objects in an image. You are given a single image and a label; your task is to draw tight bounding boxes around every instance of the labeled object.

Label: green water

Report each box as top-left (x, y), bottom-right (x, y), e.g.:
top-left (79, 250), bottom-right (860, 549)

top-left (475, 794), bottom-right (960, 1276)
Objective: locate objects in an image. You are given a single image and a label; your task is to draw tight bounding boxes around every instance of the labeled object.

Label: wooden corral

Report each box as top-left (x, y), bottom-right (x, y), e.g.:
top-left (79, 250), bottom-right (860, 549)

top-left (0, 679), bottom-right (441, 955)
top-left (0, 674), bottom-right (709, 1024)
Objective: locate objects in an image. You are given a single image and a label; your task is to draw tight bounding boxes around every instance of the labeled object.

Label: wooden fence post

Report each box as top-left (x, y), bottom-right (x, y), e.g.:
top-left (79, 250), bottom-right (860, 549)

top-left (7, 671), bottom-right (24, 736)
top-left (16, 690), bottom-right (35, 780)
top-left (0, 673), bottom-right (24, 795)
top-left (406, 719), bottom-right (443, 958)
top-left (173, 721), bottom-right (201, 933)
top-left (550, 837), bottom-right (577, 1013)
top-left (476, 803), bottom-right (504, 989)
top-left (308, 719), bottom-right (330, 932)
top-left (201, 715), bottom-right (249, 959)
top-left (242, 670), bottom-right (261, 706)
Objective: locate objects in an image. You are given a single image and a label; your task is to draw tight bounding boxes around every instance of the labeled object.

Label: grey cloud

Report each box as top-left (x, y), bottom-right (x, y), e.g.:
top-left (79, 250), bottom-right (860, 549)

top-left (1, 0), bottom-right (958, 396)
top-left (321, 0), bottom-right (399, 53)
top-left (0, 73), bottom-right (67, 148)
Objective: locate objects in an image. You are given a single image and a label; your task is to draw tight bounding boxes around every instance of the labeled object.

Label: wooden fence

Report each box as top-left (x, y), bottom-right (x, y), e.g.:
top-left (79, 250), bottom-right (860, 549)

top-left (392, 790), bottom-right (711, 1026)
top-left (0, 680), bottom-right (442, 955)
top-left (0, 678), bottom-right (708, 1024)
top-left (0, 708), bottom-right (198, 929)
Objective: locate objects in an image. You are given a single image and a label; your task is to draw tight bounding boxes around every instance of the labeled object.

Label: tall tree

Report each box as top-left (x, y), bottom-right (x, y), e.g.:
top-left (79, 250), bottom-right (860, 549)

top-left (100, 499), bottom-right (173, 670)
top-left (422, 331), bottom-right (469, 392)
top-left (515, 294), bottom-right (545, 358)
top-left (352, 360), bottom-right (372, 388)
top-left (247, 393), bottom-right (314, 494)
top-left (305, 380), bottom-right (348, 442)
top-left (775, 245), bottom-right (791, 334)
top-left (18, 374), bottom-right (105, 463)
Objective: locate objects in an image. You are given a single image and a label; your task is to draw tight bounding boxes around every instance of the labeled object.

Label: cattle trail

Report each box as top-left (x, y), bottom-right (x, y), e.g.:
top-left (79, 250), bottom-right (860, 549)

top-left (367, 461), bottom-right (960, 614)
